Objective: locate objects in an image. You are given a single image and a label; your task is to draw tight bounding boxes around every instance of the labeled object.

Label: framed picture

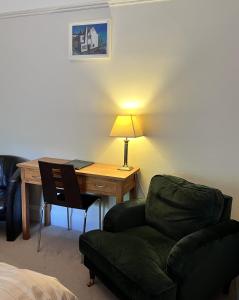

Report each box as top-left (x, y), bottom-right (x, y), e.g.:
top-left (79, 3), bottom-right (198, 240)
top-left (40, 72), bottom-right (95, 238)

top-left (69, 20), bottom-right (111, 60)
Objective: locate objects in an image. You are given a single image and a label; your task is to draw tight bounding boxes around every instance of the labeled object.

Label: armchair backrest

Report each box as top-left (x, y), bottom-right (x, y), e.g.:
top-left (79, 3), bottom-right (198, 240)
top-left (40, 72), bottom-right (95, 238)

top-left (221, 194), bottom-right (232, 220)
top-left (0, 155), bottom-right (26, 188)
top-left (145, 175), bottom-right (229, 240)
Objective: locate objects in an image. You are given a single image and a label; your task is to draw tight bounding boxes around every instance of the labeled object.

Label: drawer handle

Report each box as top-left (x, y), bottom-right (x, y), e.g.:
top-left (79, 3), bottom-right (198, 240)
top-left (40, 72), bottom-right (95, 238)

top-left (32, 175), bottom-right (41, 179)
top-left (95, 185), bottom-right (104, 188)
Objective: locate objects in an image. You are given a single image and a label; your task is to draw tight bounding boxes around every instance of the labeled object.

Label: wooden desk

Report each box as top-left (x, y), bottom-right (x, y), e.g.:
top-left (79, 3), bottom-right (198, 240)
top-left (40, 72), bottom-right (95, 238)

top-left (17, 157), bottom-right (140, 240)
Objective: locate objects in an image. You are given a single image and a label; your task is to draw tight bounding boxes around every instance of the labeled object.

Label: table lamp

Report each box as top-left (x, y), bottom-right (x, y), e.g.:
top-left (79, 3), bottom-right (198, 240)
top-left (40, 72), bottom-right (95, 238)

top-left (110, 115), bottom-right (143, 171)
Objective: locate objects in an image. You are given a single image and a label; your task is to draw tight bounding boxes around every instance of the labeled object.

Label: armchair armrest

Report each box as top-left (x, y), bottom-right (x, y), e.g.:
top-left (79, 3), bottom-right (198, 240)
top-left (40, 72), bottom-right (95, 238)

top-left (167, 220), bottom-right (239, 300)
top-left (6, 169), bottom-right (22, 241)
top-left (9, 168), bottom-right (21, 183)
top-left (221, 194), bottom-right (232, 220)
top-left (8, 169), bottom-right (21, 200)
top-left (103, 200), bottom-right (146, 232)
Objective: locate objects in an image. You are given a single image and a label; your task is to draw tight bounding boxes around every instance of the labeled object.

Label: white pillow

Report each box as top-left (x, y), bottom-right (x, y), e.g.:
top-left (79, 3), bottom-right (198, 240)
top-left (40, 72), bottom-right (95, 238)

top-left (0, 263), bottom-right (78, 300)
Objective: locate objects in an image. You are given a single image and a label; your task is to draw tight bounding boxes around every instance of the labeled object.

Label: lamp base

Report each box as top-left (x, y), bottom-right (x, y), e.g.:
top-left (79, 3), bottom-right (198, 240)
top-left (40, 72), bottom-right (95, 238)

top-left (118, 165), bottom-right (133, 171)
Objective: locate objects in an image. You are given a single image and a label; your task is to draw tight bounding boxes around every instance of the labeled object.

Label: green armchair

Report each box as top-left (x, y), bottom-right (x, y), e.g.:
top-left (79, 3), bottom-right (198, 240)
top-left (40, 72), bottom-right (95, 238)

top-left (79, 175), bottom-right (239, 300)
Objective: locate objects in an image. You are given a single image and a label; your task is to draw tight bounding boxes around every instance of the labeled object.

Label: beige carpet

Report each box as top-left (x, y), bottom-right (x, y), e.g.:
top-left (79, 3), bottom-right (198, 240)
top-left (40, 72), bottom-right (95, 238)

top-left (0, 224), bottom-right (116, 300)
top-left (0, 223), bottom-right (236, 300)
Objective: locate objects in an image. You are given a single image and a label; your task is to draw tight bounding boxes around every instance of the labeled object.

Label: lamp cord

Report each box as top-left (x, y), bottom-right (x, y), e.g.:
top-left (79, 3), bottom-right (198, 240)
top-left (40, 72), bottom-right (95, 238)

top-left (136, 173), bottom-right (146, 200)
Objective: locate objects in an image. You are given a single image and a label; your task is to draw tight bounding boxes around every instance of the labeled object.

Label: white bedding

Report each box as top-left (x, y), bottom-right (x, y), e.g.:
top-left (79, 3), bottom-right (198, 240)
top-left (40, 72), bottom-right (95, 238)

top-left (0, 263), bottom-right (78, 300)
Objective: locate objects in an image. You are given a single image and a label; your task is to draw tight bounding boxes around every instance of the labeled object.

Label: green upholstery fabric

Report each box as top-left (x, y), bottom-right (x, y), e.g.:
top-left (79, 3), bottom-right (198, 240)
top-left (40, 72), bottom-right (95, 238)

top-left (146, 175), bottom-right (225, 240)
top-left (103, 200), bottom-right (145, 232)
top-left (125, 226), bottom-right (176, 270)
top-left (221, 194), bottom-right (232, 221)
top-left (83, 256), bottom-right (176, 300)
top-left (80, 227), bottom-right (176, 299)
top-left (167, 220), bottom-right (239, 300)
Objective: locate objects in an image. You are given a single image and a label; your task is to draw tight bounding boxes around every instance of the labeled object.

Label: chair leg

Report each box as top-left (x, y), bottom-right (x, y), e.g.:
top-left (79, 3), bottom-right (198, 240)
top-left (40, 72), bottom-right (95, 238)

top-left (87, 269), bottom-right (96, 287)
top-left (67, 207), bottom-right (71, 230)
top-left (83, 209), bottom-right (88, 234)
top-left (37, 204), bottom-right (45, 252)
top-left (70, 208), bottom-right (73, 229)
top-left (99, 198), bottom-right (102, 230)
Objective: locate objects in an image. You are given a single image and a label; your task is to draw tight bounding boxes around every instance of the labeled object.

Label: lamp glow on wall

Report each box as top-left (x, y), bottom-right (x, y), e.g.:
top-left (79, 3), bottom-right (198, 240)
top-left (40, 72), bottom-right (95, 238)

top-left (110, 115), bottom-right (143, 171)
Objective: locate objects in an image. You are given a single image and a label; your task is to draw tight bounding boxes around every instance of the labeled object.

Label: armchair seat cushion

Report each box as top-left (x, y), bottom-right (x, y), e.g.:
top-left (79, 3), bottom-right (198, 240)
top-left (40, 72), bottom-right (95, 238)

top-left (0, 188), bottom-right (6, 199)
top-left (80, 226), bottom-right (176, 299)
top-left (0, 190), bottom-right (7, 216)
top-left (0, 198), bottom-right (5, 208)
top-left (0, 199), bottom-right (5, 213)
top-left (124, 226), bottom-right (176, 270)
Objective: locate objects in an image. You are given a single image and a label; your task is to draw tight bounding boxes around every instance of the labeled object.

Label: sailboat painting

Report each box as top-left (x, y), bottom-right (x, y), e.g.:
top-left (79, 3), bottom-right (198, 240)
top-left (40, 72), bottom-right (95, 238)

top-left (69, 20), bottom-right (110, 59)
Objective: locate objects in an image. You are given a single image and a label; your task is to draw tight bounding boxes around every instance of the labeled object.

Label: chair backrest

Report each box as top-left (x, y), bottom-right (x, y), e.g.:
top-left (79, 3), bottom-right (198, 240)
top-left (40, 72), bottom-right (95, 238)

top-left (38, 160), bottom-right (83, 209)
top-left (145, 175), bottom-right (229, 240)
top-left (0, 155), bottom-right (26, 188)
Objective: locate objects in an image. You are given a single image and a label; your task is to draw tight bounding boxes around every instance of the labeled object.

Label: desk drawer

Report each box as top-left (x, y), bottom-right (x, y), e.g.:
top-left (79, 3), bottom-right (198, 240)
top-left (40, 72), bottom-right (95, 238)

top-left (24, 168), bottom-right (42, 184)
top-left (80, 177), bottom-right (117, 195)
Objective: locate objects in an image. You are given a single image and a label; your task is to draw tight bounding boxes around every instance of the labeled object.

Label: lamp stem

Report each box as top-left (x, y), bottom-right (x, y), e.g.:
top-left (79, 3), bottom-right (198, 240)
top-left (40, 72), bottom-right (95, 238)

top-left (123, 137), bottom-right (129, 167)
top-left (118, 138), bottom-right (132, 171)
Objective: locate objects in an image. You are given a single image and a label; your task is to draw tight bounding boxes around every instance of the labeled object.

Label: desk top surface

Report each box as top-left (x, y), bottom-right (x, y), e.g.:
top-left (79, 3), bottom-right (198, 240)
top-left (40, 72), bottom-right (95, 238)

top-left (17, 157), bottom-right (140, 180)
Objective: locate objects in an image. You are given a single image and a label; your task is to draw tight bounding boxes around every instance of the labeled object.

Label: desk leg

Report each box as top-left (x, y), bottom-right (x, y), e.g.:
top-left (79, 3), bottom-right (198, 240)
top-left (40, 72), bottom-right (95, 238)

top-left (116, 183), bottom-right (124, 204)
top-left (116, 194), bottom-right (124, 204)
top-left (44, 204), bottom-right (51, 226)
top-left (21, 180), bottom-right (30, 240)
top-left (129, 174), bottom-right (137, 200)
top-left (130, 187), bottom-right (137, 200)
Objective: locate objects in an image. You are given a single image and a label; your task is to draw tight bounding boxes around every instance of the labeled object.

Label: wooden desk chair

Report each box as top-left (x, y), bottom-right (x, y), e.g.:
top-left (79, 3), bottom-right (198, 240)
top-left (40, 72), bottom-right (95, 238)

top-left (37, 161), bottom-right (101, 252)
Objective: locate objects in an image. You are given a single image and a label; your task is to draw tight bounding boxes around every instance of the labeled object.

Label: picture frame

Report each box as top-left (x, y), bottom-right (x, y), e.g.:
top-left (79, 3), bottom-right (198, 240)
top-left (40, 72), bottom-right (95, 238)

top-left (69, 19), bottom-right (111, 60)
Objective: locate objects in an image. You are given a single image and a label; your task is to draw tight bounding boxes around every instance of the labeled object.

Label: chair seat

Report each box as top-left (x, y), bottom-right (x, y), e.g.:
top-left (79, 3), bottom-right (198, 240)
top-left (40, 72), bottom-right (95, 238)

top-left (80, 226), bottom-right (176, 299)
top-left (53, 193), bottom-right (99, 210)
top-left (80, 194), bottom-right (100, 210)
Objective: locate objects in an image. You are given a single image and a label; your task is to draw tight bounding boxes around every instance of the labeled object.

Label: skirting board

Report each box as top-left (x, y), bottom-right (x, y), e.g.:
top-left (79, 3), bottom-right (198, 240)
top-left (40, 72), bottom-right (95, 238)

top-left (0, 0), bottom-right (169, 19)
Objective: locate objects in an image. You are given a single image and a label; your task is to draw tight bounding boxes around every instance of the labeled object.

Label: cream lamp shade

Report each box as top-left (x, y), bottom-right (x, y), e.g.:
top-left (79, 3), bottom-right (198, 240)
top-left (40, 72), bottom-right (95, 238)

top-left (110, 115), bottom-right (143, 138)
top-left (110, 115), bottom-right (143, 171)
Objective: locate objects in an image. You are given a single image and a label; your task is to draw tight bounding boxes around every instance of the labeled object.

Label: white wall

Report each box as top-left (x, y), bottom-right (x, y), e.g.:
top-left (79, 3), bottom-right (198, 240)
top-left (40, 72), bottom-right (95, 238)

top-left (0, 0), bottom-right (239, 231)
